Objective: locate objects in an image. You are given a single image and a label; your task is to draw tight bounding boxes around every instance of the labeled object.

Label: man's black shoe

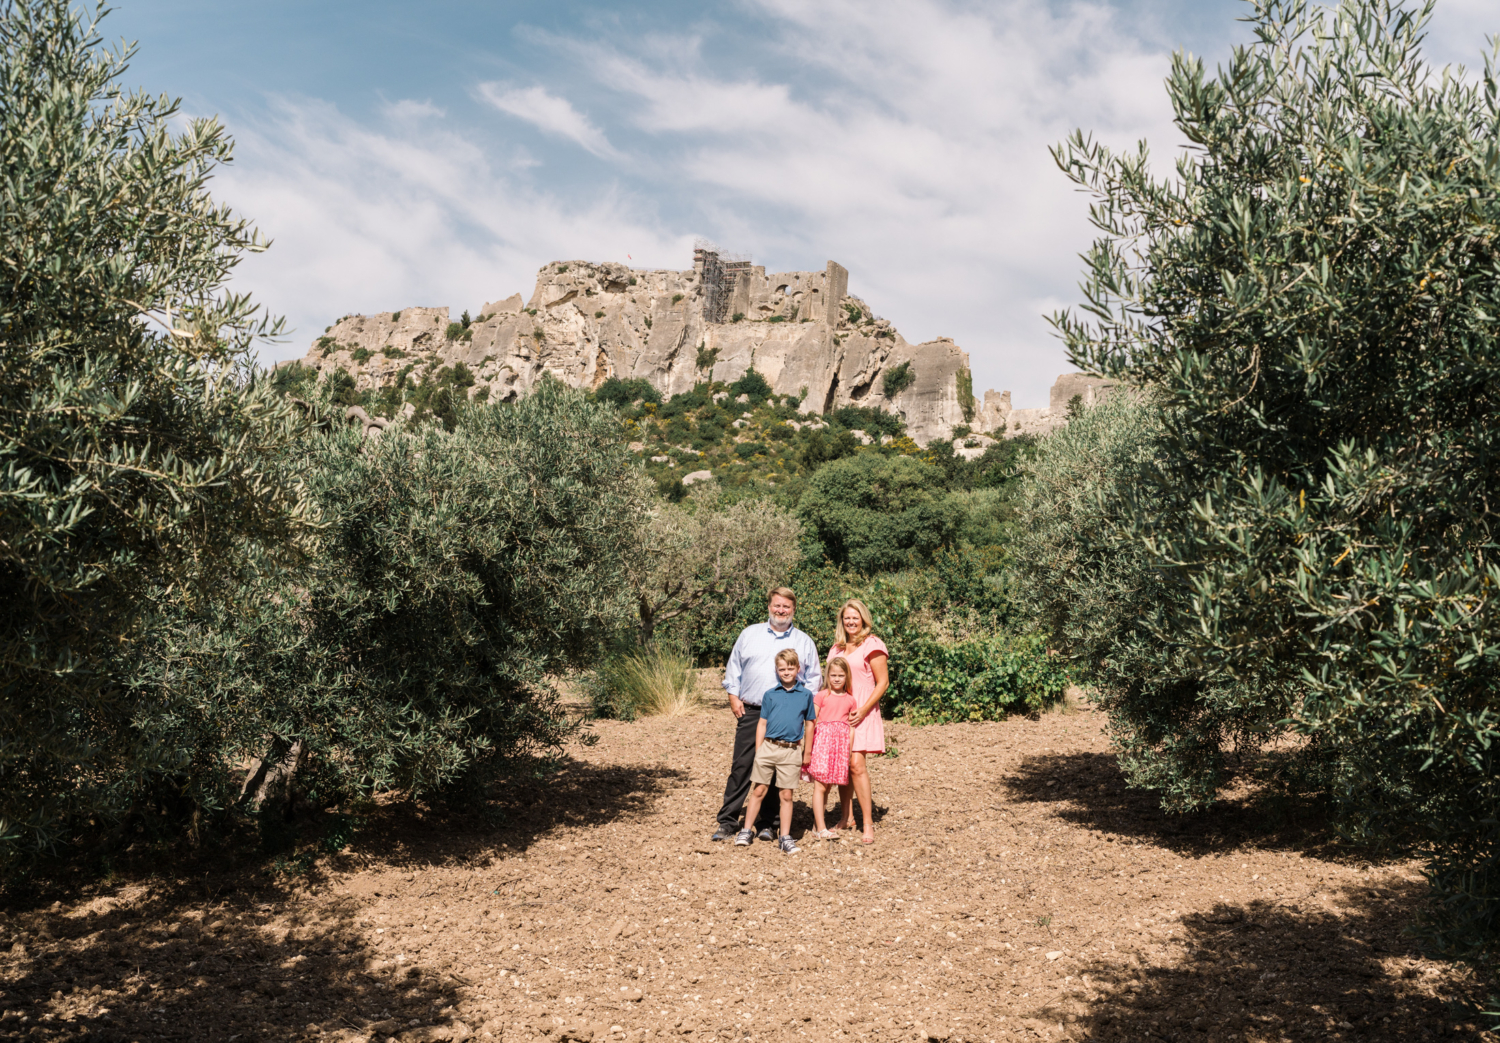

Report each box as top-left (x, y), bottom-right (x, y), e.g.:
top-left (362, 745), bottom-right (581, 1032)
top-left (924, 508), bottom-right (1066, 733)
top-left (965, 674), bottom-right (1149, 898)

top-left (757, 827), bottom-right (775, 842)
top-left (711, 826), bottom-right (734, 842)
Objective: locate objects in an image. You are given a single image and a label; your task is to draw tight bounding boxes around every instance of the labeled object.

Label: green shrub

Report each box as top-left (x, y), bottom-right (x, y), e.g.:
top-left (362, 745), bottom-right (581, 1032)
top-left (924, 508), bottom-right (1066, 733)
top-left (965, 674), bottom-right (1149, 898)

top-left (351, 346), bottom-right (374, 362)
top-left (594, 377), bottom-right (662, 407)
top-left (799, 454), bottom-right (956, 572)
top-left (729, 368), bottom-right (772, 404)
top-left (672, 293), bottom-right (684, 304)
top-left (382, 346), bottom-right (406, 358)
top-left (767, 315), bottom-right (786, 323)
top-left (732, 312), bottom-right (745, 323)
top-left (882, 361), bottom-right (915, 398)
top-left (445, 321), bottom-right (472, 342)
top-left (956, 369), bottom-right (975, 423)
top-left (829, 405), bottom-right (904, 438)
top-left (595, 311), bottom-right (605, 319)
top-left (696, 345), bottom-right (719, 373)
top-left (735, 442), bottom-right (767, 459)
top-left (893, 634), bottom-right (1067, 724)
top-left (391, 311), bottom-right (401, 322)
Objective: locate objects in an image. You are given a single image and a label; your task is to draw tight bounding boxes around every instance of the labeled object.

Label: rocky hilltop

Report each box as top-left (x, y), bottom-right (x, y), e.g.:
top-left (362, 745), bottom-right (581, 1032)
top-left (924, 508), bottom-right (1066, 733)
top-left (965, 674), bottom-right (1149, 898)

top-left (294, 250), bottom-right (1110, 445)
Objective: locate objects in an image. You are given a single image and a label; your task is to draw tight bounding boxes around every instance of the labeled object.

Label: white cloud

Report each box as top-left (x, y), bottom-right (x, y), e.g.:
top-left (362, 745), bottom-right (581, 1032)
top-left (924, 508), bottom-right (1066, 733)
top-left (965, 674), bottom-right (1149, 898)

top-left (558, 0), bottom-right (1182, 405)
top-left (214, 96), bottom-right (682, 363)
top-left (382, 98), bottom-right (446, 122)
top-left (476, 83), bottom-right (620, 159)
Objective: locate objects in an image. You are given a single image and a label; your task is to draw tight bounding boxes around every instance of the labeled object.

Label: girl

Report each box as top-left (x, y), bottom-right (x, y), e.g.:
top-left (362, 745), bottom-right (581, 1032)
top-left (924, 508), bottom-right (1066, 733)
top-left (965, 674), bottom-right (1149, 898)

top-left (828, 598), bottom-right (888, 843)
top-left (806, 657), bottom-right (858, 839)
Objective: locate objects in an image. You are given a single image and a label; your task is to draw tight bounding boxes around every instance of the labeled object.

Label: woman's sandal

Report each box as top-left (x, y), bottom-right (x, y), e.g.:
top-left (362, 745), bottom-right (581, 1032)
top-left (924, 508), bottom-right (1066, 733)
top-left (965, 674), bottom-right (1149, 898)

top-left (815, 829), bottom-right (838, 840)
top-left (860, 834), bottom-right (875, 844)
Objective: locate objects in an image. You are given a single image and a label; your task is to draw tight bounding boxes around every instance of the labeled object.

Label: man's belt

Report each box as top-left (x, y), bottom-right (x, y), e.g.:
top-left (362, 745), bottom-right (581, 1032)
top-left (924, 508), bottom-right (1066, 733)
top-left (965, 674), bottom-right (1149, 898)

top-left (765, 738), bottom-right (800, 749)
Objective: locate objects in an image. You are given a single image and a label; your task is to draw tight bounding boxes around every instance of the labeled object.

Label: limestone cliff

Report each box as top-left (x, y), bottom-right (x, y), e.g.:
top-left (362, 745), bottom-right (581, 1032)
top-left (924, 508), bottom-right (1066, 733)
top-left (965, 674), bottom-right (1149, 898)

top-left (294, 252), bottom-right (1112, 445)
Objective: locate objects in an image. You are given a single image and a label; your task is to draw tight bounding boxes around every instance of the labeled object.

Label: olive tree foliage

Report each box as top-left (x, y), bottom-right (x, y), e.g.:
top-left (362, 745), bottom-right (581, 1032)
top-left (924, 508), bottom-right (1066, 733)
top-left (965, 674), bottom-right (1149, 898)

top-left (1051, 0), bottom-right (1500, 951)
top-left (1014, 395), bottom-right (1297, 812)
top-left (0, 1), bottom-right (308, 862)
top-left (129, 381), bottom-right (651, 819)
top-left (631, 483), bottom-right (801, 644)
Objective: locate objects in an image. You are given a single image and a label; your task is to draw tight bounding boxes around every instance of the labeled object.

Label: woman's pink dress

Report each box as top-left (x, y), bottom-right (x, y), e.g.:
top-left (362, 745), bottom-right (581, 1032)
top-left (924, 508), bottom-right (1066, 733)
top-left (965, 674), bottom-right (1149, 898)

top-left (829, 635), bottom-right (889, 754)
top-left (807, 691), bottom-right (857, 785)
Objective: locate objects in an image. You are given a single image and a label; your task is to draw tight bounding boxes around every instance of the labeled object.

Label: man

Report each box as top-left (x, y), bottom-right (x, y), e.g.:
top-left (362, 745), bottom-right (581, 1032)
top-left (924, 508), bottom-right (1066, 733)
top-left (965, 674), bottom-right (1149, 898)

top-left (712, 586), bottom-right (821, 842)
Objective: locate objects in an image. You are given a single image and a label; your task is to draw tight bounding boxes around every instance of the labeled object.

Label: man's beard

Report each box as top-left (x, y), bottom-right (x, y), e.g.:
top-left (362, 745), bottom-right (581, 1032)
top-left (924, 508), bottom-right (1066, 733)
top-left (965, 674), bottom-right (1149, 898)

top-left (769, 611), bottom-right (794, 629)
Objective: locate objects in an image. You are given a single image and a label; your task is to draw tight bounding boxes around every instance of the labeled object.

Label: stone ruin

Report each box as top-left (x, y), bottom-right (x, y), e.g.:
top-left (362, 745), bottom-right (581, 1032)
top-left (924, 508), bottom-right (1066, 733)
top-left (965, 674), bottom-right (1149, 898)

top-left (291, 251), bottom-right (1115, 446)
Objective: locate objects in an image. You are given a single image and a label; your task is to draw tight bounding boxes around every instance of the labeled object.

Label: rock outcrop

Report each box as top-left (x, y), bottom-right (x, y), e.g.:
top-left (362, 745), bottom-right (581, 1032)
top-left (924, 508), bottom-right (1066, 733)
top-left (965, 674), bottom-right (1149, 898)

top-left (293, 251), bottom-right (1114, 445)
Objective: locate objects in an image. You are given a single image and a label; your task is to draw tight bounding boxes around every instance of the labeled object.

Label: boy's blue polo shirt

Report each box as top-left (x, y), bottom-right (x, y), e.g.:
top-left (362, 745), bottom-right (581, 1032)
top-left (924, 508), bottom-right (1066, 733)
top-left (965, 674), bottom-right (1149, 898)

top-left (760, 681), bottom-right (816, 743)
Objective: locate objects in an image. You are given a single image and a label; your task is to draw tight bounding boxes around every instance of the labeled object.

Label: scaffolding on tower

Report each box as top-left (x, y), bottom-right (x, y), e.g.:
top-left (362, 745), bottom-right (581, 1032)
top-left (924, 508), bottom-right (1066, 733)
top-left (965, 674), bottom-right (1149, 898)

top-left (694, 239), bottom-right (751, 324)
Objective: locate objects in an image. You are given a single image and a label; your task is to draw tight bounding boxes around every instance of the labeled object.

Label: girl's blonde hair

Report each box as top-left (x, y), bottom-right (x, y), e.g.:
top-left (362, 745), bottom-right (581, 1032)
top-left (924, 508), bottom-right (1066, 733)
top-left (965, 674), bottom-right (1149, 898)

top-left (833, 598), bottom-right (875, 649)
top-left (824, 656), bottom-right (853, 694)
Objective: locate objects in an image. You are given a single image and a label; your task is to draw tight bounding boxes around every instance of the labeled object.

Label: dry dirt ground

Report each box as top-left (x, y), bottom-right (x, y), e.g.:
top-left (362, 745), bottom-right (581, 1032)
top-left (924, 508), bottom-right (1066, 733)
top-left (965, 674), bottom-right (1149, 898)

top-left (1, 687), bottom-right (1493, 1043)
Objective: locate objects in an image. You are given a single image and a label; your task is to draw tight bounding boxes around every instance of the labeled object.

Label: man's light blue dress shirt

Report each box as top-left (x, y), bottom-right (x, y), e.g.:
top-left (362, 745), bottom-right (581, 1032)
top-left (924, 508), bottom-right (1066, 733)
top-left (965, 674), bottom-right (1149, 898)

top-left (721, 621), bottom-right (822, 707)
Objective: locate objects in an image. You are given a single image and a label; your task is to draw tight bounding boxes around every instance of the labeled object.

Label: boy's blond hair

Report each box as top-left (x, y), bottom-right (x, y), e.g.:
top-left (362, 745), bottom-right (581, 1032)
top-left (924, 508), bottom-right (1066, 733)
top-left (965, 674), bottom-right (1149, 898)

top-left (774, 648), bottom-right (800, 669)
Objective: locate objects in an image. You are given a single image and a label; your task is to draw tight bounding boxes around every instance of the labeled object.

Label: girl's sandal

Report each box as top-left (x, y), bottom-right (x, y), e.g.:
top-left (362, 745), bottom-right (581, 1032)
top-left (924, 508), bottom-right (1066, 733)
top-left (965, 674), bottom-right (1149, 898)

top-left (815, 829), bottom-right (838, 841)
top-left (860, 834), bottom-right (875, 844)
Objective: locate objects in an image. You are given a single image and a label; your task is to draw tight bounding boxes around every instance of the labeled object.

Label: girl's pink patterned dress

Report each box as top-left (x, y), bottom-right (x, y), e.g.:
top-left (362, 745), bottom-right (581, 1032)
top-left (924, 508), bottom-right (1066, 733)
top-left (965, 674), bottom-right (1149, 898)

top-left (807, 691), bottom-right (857, 785)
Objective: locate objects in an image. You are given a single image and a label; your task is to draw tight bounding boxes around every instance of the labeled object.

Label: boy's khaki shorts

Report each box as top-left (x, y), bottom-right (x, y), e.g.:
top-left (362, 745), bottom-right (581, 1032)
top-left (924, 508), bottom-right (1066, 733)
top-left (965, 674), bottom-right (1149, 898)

top-left (750, 742), bottom-right (803, 789)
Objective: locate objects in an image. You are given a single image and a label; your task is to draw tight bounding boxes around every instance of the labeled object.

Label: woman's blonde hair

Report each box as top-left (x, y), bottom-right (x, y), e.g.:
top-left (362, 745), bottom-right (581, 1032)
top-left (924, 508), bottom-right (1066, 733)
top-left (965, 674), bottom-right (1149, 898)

top-left (833, 598), bottom-right (874, 649)
top-left (824, 656), bottom-right (853, 694)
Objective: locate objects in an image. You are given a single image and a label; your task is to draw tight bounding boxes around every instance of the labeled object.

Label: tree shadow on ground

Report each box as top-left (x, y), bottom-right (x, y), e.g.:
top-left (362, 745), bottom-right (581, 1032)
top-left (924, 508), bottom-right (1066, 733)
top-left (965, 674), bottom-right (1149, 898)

top-left (1001, 750), bottom-right (1358, 862)
top-left (0, 878), bottom-right (456, 1042)
top-left (0, 757), bottom-right (689, 1041)
top-left (328, 757), bottom-right (691, 872)
top-left (1023, 880), bottom-right (1491, 1042)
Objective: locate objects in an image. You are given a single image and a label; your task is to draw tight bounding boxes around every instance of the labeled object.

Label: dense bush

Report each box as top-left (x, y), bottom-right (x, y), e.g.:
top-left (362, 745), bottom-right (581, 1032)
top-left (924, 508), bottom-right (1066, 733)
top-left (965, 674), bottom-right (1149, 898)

top-left (0, 0), bottom-right (308, 864)
top-left (882, 361), bottom-right (915, 399)
top-left (593, 377), bottom-right (662, 407)
top-left (128, 381), bottom-right (651, 827)
top-left (798, 453), bottom-right (959, 572)
top-left (729, 368), bottom-right (772, 404)
top-left (1051, 0), bottom-right (1500, 952)
top-left (892, 634), bottom-right (1067, 724)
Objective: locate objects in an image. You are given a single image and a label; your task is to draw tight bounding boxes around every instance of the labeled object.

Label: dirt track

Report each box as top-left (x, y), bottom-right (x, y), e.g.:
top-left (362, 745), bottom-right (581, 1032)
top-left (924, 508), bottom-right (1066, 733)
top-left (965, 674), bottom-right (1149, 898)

top-left (0, 693), bottom-right (1490, 1042)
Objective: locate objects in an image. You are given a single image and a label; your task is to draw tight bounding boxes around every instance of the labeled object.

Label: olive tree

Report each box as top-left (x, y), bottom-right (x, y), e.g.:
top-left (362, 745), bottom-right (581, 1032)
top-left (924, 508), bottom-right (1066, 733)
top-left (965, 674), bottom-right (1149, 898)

top-left (0, 1), bottom-right (307, 862)
top-left (129, 382), bottom-right (652, 822)
top-left (1052, 0), bottom-right (1500, 951)
top-left (632, 483), bottom-right (801, 644)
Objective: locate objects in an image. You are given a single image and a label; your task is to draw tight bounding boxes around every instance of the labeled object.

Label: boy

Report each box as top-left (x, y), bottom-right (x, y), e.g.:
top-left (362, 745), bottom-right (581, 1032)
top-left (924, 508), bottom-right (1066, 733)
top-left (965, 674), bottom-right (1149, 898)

top-left (735, 648), bottom-right (816, 854)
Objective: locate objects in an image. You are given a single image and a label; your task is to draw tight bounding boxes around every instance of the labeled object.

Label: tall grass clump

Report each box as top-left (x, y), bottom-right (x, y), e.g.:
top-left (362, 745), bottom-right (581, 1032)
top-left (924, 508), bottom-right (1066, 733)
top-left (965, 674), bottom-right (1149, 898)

top-left (587, 645), bottom-right (701, 720)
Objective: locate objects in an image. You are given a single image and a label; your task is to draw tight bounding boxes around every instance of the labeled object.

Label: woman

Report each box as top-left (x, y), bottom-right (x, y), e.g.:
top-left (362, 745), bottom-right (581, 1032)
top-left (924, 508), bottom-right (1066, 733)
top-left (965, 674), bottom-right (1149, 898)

top-left (827, 598), bottom-right (888, 843)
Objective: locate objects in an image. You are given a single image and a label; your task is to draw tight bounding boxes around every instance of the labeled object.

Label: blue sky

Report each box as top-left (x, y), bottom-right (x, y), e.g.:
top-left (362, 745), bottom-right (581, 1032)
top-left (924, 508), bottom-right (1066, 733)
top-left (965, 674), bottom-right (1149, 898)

top-left (108, 0), bottom-right (1495, 407)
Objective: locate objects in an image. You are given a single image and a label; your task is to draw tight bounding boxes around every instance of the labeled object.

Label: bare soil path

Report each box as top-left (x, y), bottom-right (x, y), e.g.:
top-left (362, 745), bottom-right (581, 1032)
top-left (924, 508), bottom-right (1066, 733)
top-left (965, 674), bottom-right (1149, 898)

top-left (1, 699), bottom-right (1490, 1042)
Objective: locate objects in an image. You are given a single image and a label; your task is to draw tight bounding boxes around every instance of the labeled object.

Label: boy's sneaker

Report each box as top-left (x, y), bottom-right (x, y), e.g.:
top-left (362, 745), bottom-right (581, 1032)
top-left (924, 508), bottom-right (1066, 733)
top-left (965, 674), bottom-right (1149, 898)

top-left (757, 827), bottom-right (775, 842)
top-left (734, 829), bottom-right (754, 847)
top-left (778, 835), bottom-right (801, 855)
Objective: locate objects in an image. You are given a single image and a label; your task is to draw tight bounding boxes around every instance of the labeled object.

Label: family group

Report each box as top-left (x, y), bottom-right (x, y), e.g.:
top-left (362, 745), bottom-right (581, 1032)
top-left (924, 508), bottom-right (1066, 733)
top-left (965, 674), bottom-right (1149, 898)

top-left (710, 587), bottom-right (888, 854)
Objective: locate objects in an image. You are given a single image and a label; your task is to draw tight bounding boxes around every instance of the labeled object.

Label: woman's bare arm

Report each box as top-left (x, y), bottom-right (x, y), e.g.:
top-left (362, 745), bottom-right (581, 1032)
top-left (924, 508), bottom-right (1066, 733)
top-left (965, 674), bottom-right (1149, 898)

top-left (851, 651), bottom-right (889, 726)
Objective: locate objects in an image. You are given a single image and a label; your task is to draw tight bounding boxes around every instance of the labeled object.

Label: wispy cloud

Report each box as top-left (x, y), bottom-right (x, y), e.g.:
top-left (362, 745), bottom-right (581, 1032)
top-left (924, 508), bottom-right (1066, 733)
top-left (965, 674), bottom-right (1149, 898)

top-left (549, 0), bottom-right (1183, 403)
top-left (476, 83), bottom-right (620, 159)
top-left (214, 96), bottom-right (682, 359)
